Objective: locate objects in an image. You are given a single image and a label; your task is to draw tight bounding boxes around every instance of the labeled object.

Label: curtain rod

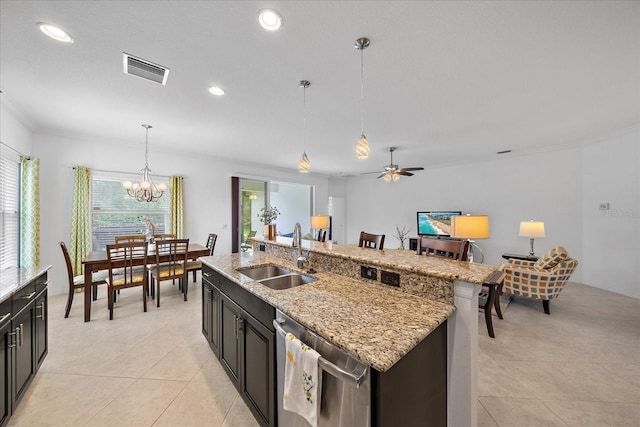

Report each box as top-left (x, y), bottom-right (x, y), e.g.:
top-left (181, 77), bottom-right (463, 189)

top-left (71, 166), bottom-right (183, 179)
top-left (0, 141), bottom-right (27, 158)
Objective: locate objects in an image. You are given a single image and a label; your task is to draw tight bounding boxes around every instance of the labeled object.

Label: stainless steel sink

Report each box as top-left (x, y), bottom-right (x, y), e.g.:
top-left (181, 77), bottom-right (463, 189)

top-left (237, 264), bottom-right (316, 290)
top-left (259, 273), bottom-right (317, 290)
top-left (238, 265), bottom-right (291, 280)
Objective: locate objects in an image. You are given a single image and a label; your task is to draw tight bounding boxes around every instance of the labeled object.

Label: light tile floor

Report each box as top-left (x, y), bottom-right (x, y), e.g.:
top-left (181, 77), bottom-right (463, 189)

top-left (10, 279), bottom-right (260, 427)
top-left (478, 282), bottom-right (640, 427)
top-left (9, 279), bottom-right (639, 426)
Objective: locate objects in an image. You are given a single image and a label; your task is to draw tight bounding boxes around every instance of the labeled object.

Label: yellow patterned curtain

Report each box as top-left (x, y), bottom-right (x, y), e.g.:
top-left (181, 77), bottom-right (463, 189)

top-left (169, 176), bottom-right (184, 238)
top-left (20, 157), bottom-right (40, 267)
top-left (70, 166), bottom-right (91, 275)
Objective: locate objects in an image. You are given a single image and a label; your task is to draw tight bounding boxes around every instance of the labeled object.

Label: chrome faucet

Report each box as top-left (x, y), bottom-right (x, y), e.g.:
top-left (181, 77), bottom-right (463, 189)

top-left (293, 222), bottom-right (306, 269)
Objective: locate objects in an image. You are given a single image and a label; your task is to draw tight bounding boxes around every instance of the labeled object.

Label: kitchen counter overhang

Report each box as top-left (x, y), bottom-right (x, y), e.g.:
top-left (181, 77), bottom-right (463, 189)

top-left (200, 252), bottom-right (454, 373)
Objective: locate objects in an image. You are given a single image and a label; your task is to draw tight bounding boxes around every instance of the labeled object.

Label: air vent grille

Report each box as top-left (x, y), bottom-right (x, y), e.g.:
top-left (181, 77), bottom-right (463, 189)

top-left (122, 53), bottom-right (170, 85)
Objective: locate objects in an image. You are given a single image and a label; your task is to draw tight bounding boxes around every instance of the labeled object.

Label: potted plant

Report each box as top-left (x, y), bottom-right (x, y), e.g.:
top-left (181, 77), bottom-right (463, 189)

top-left (258, 205), bottom-right (280, 240)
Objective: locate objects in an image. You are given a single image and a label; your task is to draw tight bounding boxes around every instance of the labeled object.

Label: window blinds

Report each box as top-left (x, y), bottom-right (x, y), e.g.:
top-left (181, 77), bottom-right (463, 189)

top-left (0, 149), bottom-right (20, 271)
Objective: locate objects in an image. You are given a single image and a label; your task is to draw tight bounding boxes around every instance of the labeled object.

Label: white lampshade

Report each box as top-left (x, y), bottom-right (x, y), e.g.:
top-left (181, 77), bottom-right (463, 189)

top-left (310, 215), bottom-right (329, 229)
top-left (450, 215), bottom-right (490, 239)
top-left (519, 220), bottom-right (545, 238)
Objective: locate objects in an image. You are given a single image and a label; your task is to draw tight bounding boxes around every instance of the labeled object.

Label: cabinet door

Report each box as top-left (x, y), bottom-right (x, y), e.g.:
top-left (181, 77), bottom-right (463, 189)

top-left (0, 320), bottom-right (11, 427)
top-left (201, 282), bottom-right (220, 357)
top-left (202, 282), bottom-right (212, 343)
top-left (11, 305), bottom-right (34, 406)
top-left (220, 294), bottom-right (242, 387)
top-left (34, 291), bottom-right (47, 368)
top-left (241, 313), bottom-right (275, 427)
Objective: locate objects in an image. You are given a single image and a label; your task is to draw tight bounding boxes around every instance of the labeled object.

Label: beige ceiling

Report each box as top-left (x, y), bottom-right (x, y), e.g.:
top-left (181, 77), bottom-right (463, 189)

top-left (1, 1), bottom-right (638, 176)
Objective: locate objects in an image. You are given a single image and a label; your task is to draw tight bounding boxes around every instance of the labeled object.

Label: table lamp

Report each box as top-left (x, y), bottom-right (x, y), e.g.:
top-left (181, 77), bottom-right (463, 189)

top-left (519, 220), bottom-right (545, 256)
top-left (310, 215), bottom-right (329, 242)
top-left (450, 214), bottom-right (490, 262)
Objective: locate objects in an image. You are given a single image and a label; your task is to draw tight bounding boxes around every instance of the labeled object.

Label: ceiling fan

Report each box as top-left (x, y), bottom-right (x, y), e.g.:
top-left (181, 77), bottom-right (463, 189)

top-left (362, 147), bottom-right (424, 181)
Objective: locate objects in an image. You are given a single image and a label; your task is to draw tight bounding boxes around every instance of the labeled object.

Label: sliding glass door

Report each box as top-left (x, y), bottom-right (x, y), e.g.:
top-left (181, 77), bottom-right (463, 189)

top-left (231, 177), bottom-right (314, 253)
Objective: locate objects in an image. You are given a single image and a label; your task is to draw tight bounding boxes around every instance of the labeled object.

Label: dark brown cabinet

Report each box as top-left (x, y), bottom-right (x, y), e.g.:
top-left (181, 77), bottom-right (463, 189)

top-left (220, 294), bottom-right (242, 386)
top-left (0, 270), bottom-right (48, 427)
top-left (0, 315), bottom-right (11, 427)
top-left (201, 271), bottom-right (219, 356)
top-left (202, 266), bottom-right (275, 427)
top-left (240, 309), bottom-right (274, 426)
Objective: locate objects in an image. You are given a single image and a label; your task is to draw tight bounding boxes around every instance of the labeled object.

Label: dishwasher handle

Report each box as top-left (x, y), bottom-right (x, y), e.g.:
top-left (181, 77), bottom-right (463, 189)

top-left (274, 318), bottom-right (367, 389)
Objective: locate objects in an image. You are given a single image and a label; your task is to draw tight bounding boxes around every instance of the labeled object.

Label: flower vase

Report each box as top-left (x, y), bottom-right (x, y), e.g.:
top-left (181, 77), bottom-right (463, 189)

top-left (264, 224), bottom-right (277, 240)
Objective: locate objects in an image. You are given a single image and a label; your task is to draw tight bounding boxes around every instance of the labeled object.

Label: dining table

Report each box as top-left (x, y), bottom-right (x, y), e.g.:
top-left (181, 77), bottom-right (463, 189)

top-left (82, 242), bottom-right (210, 322)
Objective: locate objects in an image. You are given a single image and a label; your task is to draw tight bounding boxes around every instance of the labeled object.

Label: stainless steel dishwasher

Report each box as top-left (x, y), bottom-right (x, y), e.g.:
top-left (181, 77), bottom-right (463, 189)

top-left (274, 309), bottom-right (371, 427)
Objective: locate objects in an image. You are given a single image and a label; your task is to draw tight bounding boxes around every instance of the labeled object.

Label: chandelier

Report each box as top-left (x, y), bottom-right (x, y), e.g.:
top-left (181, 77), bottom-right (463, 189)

top-left (122, 124), bottom-right (166, 202)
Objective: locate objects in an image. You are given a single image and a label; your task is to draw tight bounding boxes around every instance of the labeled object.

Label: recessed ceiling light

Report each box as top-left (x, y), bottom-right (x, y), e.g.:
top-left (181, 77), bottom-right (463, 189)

top-left (36, 22), bottom-right (74, 43)
top-left (208, 86), bottom-right (225, 96)
top-left (257, 9), bottom-right (282, 31)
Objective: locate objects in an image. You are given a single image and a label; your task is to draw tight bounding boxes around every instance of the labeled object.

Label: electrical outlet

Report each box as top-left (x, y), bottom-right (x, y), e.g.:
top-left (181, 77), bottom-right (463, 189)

top-left (599, 202), bottom-right (610, 210)
top-left (381, 270), bottom-right (400, 287)
top-left (360, 266), bottom-right (377, 280)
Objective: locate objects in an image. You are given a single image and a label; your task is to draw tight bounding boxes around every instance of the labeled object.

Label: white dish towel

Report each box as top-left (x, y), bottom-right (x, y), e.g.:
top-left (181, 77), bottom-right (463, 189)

top-left (283, 332), bottom-right (322, 427)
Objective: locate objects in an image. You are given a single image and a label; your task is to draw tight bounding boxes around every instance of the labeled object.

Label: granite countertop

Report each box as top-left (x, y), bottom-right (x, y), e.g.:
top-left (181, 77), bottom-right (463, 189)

top-left (201, 252), bottom-right (455, 372)
top-left (252, 237), bottom-right (497, 284)
top-left (0, 265), bottom-right (52, 303)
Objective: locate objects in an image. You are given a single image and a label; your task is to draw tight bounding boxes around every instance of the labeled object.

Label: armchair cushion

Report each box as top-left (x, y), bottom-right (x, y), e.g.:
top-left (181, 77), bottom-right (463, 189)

top-left (534, 246), bottom-right (569, 270)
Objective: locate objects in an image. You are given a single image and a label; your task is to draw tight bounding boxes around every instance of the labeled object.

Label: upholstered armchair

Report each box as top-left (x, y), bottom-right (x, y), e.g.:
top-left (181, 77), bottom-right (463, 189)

top-left (500, 246), bottom-right (578, 314)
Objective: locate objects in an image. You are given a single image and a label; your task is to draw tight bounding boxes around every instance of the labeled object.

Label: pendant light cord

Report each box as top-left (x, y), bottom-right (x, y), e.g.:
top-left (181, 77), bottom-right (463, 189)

top-left (303, 84), bottom-right (307, 152)
top-left (144, 126), bottom-right (149, 168)
top-left (360, 47), bottom-right (364, 134)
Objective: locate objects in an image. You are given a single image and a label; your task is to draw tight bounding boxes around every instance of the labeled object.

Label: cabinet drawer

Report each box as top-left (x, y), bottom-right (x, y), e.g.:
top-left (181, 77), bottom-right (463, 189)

top-left (202, 266), bottom-right (220, 289)
top-left (0, 299), bottom-right (11, 326)
top-left (219, 275), bottom-right (275, 332)
top-left (34, 272), bottom-right (48, 293)
top-left (11, 283), bottom-right (36, 315)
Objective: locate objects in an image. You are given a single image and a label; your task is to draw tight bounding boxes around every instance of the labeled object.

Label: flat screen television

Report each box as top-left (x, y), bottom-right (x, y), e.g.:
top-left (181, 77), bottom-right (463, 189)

top-left (417, 211), bottom-right (462, 237)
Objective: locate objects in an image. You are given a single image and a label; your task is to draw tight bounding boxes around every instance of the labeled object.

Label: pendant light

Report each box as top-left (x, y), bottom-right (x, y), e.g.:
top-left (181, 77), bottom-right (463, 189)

top-left (354, 37), bottom-right (371, 160)
top-left (298, 80), bottom-right (311, 173)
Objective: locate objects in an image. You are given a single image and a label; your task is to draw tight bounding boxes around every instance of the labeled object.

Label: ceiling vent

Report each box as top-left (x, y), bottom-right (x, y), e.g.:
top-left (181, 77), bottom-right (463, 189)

top-left (122, 52), bottom-right (170, 85)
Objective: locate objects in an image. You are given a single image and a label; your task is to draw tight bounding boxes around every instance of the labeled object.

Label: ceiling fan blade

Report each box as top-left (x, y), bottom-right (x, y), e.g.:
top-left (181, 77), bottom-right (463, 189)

top-left (397, 171), bottom-right (414, 176)
top-left (376, 172), bottom-right (388, 179)
top-left (401, 167), bottom-right (424, 172)
top-left (360, 170), bottom-right (385, 175)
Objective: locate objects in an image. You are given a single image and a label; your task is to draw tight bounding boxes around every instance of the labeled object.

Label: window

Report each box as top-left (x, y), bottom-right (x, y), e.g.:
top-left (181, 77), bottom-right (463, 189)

top-left (91, 172), bottom-right (169, 251)
top-left (0, 147), bottom-right (20, 271)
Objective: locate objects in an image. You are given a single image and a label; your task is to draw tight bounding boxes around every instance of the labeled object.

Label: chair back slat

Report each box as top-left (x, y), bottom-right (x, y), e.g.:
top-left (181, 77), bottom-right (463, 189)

top-left (115, 235), bottom-right (147, 244)
top-left (359, 231), bottom-right (385, 250)
top-left (417, 237), bottom-right (469, 261)
top-left (153, 233), bottom-right (177, 240)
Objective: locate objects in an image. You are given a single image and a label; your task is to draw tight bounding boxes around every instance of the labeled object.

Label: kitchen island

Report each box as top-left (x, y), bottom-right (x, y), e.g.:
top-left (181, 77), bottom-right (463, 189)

top-left (201, 239), bottom-right (496, 426)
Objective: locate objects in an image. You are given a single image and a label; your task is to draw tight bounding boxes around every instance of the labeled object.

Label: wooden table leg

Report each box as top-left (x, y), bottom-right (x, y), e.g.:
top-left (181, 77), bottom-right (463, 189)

top-left (84, 265), bottom-right (92, 322)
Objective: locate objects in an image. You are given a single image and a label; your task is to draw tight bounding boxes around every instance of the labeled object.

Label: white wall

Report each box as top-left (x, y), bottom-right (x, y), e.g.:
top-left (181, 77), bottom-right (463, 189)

top-left (1, 97), bottom-right (32, 154)
top-left (33, 132), bottom-right (330, 296)
top-left (581, 130), bottom-right (640, 298)
top-left (344, 130), bottom-right (640, 298)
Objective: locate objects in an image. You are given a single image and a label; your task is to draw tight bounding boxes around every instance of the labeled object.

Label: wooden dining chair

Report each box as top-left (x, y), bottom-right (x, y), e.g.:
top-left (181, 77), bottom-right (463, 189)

top-left (149, 239), bottom-right (190, 307)
top-left (186, 233), bottom-right (217, 282)
top-left (416, 237), bottom-right (469, 261)
top-left (105, 241), bottom-right (149, 320)
top-left (60, 241), bottom-right (108, 318)
top-left (115, 235), bottom-right (147, 243)
top-left (358, 231), bottom-right (385, 250)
